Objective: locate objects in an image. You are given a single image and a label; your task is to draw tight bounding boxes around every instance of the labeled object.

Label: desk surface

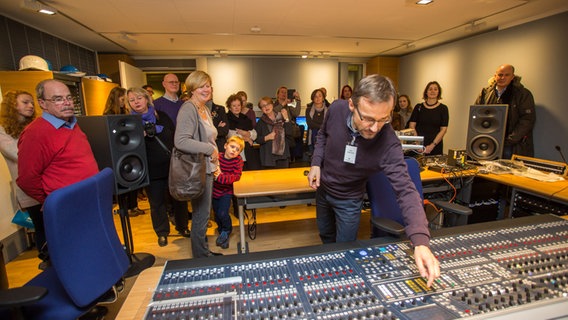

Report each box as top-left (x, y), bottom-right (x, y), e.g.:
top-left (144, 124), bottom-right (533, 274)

top-left (233, 167), bottom-right (465, 198)
top-left (115, 266), bottom-right (164, 320)
top-left (480, 172), bottom-right (568, 202)
top-left (234, 167), bottom-right (312, 197)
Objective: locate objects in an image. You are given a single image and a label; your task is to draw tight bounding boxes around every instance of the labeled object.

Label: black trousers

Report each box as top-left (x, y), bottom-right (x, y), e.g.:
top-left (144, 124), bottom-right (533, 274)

top-left (146, 178), bottom-right (189, 237)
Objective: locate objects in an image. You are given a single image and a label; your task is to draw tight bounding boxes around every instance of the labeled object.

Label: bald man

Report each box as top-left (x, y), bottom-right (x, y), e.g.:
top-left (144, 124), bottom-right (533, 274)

top-left (475, 64), bottom-right (535, 158)
top-left (154, 73), bottom-right (183, 126)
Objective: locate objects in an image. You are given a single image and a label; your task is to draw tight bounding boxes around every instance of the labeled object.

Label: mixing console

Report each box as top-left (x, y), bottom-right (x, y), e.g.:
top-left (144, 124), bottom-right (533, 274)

top-left (144, 215), bottom-right (568, 319)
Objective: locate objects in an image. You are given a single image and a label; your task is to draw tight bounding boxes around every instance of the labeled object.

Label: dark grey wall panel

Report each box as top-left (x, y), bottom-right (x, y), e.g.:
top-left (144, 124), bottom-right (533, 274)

top-left (0, 14), bottom-right (96, 74)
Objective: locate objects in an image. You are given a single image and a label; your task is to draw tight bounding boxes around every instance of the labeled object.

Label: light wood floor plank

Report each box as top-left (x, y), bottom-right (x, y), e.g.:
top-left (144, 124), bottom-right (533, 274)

top-left (6, 200), bottom-right (371, 288)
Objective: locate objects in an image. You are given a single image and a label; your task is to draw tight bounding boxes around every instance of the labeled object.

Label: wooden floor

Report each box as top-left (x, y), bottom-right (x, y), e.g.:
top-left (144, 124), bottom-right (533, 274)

top-left (5, 199), bottom-right (372, 288)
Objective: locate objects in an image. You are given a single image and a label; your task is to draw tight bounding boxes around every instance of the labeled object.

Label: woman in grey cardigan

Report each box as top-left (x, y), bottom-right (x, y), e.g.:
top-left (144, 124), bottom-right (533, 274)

top-left (174, 71), bottom-right (221, 258)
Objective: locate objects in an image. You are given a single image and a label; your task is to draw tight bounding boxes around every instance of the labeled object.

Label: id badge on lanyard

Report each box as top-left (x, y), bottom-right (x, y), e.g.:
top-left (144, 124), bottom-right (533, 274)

top-left (344, 135), bottom-right (357, 164)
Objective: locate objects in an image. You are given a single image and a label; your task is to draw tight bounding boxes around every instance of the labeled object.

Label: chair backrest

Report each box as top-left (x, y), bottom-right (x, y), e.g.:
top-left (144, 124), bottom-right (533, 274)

top-left (366, 157), bottom-right (423, 226)
top-left (42, 167), bottom-right (129, 307)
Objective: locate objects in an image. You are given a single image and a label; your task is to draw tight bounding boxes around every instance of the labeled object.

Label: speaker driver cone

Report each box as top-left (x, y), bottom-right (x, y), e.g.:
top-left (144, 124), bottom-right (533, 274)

top-left (117, 154), bottom-right (145, 185)
top-left (469, 135), bottom-right (499, 160)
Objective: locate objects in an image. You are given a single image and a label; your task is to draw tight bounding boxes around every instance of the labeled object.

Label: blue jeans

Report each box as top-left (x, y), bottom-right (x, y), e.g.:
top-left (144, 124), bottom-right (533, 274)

top-left (212, 194), bottom-right (233, 234)
top-left (316, 187), bottom-right (364, 243)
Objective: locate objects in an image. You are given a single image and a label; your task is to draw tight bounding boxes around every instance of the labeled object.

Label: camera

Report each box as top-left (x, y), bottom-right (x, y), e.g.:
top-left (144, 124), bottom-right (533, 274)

top-left (144, 121), bottom-right (157, 137)
top-left (287, 88), bottom-right (295, 100)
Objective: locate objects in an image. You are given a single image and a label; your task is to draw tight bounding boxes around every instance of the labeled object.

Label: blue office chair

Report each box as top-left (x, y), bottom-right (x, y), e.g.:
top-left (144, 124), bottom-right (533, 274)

top-left (0, 168), bottom-right (130, 319)
top-left (367, 157), bottom-right (472, 238)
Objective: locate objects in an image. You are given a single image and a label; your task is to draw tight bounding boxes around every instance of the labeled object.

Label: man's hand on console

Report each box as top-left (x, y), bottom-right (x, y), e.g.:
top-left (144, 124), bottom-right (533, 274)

top-left (413, 245), bottom-right (440, 288)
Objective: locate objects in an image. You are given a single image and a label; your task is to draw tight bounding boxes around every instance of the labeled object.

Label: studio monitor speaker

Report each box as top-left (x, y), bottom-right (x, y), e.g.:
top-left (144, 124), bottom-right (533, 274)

top-left (466, 104), bottom-right (508, 161)
top-left (77, 115), bottom-right (149, 195)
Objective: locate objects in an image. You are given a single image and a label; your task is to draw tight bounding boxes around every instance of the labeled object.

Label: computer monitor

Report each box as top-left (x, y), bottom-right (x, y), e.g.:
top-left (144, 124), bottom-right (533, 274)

top-left (295, 116), bottom-right (308, 131)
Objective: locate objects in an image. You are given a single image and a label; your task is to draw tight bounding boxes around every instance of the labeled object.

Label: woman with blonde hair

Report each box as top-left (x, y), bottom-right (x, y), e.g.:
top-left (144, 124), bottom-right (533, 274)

top-left (128, 87), bottom-right (191, 247)
top-left (174, 71), bottom-right (221, 258)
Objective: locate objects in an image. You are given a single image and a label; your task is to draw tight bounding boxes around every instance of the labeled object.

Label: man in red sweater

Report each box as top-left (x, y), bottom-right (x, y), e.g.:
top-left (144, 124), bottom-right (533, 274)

top-left (17, 79), bottom-right (99, 269)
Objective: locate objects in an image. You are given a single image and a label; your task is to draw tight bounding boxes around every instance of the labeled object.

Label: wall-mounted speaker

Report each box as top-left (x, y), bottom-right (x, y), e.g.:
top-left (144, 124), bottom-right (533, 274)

top-left (77, 115), bottom-right (149, 195)
top-left (466, 104), bottom-right (508, 161)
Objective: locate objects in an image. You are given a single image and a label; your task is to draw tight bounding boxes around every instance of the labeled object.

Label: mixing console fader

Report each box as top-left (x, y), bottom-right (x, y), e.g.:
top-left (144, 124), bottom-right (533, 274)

top-left (144, 216), bottom-right (568, 319)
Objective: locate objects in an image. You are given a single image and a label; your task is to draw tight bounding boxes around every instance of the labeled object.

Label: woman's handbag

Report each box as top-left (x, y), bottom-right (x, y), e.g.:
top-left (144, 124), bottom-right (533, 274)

top-left (169, 147), bottom-right (206, 201)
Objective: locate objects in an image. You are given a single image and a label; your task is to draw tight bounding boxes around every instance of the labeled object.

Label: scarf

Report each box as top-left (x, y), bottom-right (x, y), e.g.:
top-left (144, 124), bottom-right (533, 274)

top-left (308, 103), bottom-right (326, 121)
top-left (132, 106), bottom-right (163, 134)
top-left (260, 111), bottom-right (285, 156)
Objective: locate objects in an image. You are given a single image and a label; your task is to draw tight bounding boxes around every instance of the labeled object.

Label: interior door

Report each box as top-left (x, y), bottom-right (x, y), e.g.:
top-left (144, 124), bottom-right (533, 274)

top-left (119, 61), bottom-right (146, 89)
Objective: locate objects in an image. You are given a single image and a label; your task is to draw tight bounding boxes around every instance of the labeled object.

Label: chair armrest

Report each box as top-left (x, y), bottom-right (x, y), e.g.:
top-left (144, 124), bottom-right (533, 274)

top-left (0, 286), bottom-right (48, 308)
top-left (371, 217), bottom-right (406, 236)
top-left (430, 200), bottom-right (472, 216)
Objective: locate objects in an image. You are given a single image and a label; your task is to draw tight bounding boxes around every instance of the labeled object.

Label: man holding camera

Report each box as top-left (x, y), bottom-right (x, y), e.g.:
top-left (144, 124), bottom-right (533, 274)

top-left (273, 86), bottom-right (303, 161)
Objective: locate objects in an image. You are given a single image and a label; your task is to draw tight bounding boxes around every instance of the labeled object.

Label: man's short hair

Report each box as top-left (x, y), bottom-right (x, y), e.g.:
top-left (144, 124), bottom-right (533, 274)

top-left (351, 74), bottom-right (397, 107)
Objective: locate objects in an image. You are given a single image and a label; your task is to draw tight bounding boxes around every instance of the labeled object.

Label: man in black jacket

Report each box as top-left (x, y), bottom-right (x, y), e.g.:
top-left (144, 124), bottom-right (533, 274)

top-left (475, 64), bottom-right (536, 158)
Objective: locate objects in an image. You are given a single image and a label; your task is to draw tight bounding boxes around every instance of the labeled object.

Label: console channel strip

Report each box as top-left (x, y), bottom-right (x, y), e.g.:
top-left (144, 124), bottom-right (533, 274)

top-left (144, 217), bottom-right (568, 319)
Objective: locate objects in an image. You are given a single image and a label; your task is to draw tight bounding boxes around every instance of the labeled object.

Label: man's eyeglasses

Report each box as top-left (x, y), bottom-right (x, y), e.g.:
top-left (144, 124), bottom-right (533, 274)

top-left (166, 81), bottom-right (180, 85)
top-left (41, 95), bottom-right (74, 105)
top-left (354, 105), bottom-right (391, 126)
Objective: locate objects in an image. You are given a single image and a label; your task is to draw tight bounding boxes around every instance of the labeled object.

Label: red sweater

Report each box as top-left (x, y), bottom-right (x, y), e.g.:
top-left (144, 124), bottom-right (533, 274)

top-left (17, 118), bottom-right (99, 203)
top-left (213, 154), bottom-right (243, 199)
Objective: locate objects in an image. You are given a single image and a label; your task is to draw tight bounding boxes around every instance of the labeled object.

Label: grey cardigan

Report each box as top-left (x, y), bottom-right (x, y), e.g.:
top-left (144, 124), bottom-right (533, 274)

top-left (174, 101), bottom-right (217, 173)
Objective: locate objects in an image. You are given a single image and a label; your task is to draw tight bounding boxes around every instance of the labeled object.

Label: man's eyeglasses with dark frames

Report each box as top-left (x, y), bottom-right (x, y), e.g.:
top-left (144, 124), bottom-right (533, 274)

top-left (41, 95), bottom-right (74, 105)
top-left (354, 105), bottom-right (391, 126)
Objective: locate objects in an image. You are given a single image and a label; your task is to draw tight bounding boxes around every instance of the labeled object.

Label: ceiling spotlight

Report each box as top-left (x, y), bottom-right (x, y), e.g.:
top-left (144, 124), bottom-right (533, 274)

top-left (465, 20), bottom-right (486, 32)
top-left (301, 54), bottom-right (308, 59)
top-left (250, 25), bottom-right (261, 33)
top-left (22, 0), bottom-right (57, 15)
top-left (38, 7), bottom-right (56, 15)
top-left (416, 0), bottom-right (433, 5)
top-left (120, 32), bottom-right (137, 44)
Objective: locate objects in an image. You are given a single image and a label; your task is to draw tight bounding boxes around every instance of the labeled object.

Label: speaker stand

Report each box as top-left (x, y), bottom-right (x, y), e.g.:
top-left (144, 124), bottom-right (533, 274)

top-left (117, 194), bottom-right (155, 278)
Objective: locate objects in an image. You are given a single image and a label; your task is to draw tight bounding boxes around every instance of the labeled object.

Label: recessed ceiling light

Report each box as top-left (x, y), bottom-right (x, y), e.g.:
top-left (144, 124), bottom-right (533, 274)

top-left (416, 0), bottom-right (433, 5)
top-left (22, 0), bottom-right (57, 15)
top-left (38, 8), bottom-right (56, 15)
